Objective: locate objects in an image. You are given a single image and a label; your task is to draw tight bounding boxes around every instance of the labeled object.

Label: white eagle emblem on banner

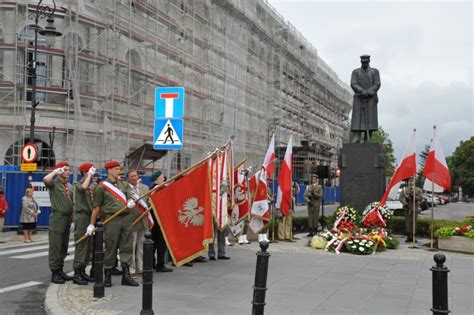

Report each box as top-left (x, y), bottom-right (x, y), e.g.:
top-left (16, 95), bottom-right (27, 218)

top-left (178, 197), bottom-right (204, 227)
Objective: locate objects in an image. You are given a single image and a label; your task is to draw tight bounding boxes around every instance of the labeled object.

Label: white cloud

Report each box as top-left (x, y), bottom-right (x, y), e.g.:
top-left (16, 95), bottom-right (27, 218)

top-left (267, 0), bottom-right (473, 161)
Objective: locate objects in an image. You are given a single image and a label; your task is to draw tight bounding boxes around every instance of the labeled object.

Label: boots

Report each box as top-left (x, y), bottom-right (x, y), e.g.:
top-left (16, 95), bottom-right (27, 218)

top-left (121, 264), bottom-right (139, 287)
top-left (73, 268), bottom-right (88, 285)
top-left (307, 228), bottom-right (314, 237)
top-left (51, 269), bottom-right (65, 284)
top-left (104, 269), bottom-right (112, 287)
top-left (59, 267), bottom-right (73, 281)
top-left (238, 235), bottom-right (244, 245)
top-left (81, 268), bottom-right (94, 282)
top-left (263, 234), bottom-right (270, 242)
top-left (258, 234), bottom-right (263, 242)
top-left (225, 237), bottom-right (233, 246)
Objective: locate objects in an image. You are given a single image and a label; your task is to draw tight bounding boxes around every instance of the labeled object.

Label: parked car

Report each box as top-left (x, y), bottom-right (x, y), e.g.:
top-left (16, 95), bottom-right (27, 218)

top-left (387, 192), bottom-right (404, 216)
top-left (423, 194), bottom-right (440, 206)
top-left (437, 194), bottom-right (450, 205)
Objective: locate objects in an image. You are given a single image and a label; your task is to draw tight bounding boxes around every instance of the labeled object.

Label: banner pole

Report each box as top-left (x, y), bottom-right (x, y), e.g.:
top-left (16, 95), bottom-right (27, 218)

top-left (430, 173), bottom-right (435, 250)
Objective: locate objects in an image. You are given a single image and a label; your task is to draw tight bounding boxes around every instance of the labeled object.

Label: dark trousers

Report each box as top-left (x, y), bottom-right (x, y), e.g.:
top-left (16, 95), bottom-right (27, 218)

top-left (151, 224), bottom-right (168, 268)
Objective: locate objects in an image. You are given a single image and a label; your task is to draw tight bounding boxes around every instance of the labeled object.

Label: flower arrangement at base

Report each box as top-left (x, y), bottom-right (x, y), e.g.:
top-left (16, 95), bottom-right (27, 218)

top-left (362, 202), bottom-right (393, 228)
top-left (344, 238), bottom-right (375, 255)
top-left (454, 224), bottom-right (472, 236)
top-left (333, 206), bottom-right (359, 231)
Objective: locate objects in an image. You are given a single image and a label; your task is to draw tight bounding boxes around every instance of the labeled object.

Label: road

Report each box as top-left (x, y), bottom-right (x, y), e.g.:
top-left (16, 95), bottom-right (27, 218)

top-left (0, 234), bottom-right (74, 314)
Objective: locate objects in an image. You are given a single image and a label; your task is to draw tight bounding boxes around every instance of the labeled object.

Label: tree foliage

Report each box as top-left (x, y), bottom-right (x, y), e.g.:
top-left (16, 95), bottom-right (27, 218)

top-left (449, 137), bottom-right (474, 195)
top-left (416, 144), bottom-right (431, 187)
top-left (371, 127), bottom-right (395, 176)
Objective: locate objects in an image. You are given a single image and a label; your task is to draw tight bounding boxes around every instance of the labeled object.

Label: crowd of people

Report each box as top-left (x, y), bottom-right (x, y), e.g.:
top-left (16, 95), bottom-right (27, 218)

top-left (43, 160), bottom-right (235, 287)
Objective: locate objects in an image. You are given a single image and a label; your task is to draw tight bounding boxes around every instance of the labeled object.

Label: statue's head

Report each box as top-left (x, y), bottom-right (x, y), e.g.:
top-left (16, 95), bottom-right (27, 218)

top-left (360, 54), bottom-right (370, 69)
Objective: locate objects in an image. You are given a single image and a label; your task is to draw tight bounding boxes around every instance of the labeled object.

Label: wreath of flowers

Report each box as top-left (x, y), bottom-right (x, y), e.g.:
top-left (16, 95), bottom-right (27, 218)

top-left (344, 238), bottom-right (375, 255)
top-left (334, 206), bottom-right (359, 223)
top-left (363, 202), bottom-right (393, 222)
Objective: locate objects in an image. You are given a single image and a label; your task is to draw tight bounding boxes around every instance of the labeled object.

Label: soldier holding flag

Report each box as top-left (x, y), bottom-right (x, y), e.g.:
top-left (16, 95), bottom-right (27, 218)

top-left (87, 161), bottom-right (139, 287)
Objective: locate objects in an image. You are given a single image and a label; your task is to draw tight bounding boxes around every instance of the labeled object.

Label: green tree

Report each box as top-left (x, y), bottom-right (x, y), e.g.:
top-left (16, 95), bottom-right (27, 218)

top-left (449, 137), bottom-right (474, 195)
top-left (371, 127), bottom-right (395, 176)
top-left (416, 144), bottom-right (431, 187)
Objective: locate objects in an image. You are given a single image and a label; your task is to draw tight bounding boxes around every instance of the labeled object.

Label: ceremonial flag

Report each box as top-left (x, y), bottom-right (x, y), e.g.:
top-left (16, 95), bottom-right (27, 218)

top-left (380, 130), bottom-right (417, 205)
top-left (149, 161), bottom-right (213, 266)
top-left (232, 164), bottom-right (250, 221)
top-left (249, 167), bottom-right (269, 233)
top-left (423, 127), bottom-right (451, 192)
top-left (217, 149), bottom-right (229, 230)
top-left (263, 134), bottom-right (275, 180)
top-left (227, 140), bottom-right (235, 209)
top-left (276, 135), bottom-right (293, 217)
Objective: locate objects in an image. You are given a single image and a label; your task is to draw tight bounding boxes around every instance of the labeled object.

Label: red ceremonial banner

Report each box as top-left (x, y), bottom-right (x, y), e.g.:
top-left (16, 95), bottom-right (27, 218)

top-left (149, 162), bottom-right (214, 266)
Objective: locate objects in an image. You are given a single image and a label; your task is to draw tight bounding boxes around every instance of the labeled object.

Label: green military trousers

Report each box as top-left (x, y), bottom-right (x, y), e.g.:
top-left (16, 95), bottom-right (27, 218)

top-left (48, 212), bottom-right (71, 271)
top-left (307, 201), bottom-right (320, 230)
top-left (103, 214), bottom-right (133, 269)
top-left (73, 212), bottom-right (92, 269)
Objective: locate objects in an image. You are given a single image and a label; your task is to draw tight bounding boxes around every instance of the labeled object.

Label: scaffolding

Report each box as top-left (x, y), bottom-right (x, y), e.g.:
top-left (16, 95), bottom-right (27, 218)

top-left (0, 0), bottom-right (352, 177)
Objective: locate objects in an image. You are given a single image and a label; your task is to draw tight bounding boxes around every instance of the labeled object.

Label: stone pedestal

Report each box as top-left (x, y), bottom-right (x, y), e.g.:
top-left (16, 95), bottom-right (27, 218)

top-left (339, 143), bottom-right (386, 212)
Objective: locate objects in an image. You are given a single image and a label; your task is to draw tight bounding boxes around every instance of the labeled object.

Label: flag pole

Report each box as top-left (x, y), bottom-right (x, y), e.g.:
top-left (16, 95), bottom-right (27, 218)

top-left (412, 178), bottom-right (417, 248)
top-left (430, 172), bottom-right (436, 250)
top-left (132, 206), bottom-right (152, 226)
top-left (271, 133), bottom-right (277, 243)
top-left (76, 149), bottom-right (219, 245)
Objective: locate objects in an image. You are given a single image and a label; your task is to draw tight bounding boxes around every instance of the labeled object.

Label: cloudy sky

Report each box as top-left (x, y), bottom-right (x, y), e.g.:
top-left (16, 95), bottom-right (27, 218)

top-left (268, 0), bottom-right (473, 162)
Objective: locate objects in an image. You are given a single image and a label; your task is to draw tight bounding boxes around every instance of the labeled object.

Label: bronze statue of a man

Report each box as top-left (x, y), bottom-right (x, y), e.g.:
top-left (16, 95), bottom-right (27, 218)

top-left (350, 55), bottom-right (381, 143)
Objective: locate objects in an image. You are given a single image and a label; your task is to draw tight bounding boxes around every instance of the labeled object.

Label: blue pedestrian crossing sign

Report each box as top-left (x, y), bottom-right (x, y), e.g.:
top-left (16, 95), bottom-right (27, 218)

top-left (155, 87), bottom-right (185, 118)
top-left (153, 118), bottom-right (183, 150)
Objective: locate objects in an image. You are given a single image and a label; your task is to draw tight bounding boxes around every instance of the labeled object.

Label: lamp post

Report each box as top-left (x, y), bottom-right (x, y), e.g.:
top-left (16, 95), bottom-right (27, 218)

top-left (26, 0), bottom-right (61, 184)
top-left (28, 0), bottom-right (62, 148)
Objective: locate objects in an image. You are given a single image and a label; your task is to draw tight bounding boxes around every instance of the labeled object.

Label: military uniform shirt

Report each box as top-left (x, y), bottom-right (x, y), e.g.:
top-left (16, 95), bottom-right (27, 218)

top-left (74, 183), bottom-right (93, 214)
top-left (45, 178), bottom-right (73, 215)
top-left (93, 179), bottom-right (132, 214)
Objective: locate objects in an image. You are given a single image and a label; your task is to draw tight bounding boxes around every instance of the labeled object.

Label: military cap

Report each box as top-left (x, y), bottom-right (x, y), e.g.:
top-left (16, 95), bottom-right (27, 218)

top-left (150, 171), bottom-right (163, 183)
top-left (104, 161), bottom-right (120, 169)
top-left (360, 54), bottom-right (371, 60)
top-left (79, 162), bottom-right (94, 174)
top-left (54, 161), bottom-right (69, 169)
top-left (311, 173), bottom-right (318, 178)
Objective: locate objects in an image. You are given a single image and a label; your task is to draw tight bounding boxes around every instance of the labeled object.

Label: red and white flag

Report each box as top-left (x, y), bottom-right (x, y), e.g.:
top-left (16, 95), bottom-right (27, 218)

top-left (249, 167), bottom-right (269, 233)
top-left (276, 135), bottom-right (293, 217)
top-left (263, 134), bottom-right (275, 180)
top-left (380, 131), bottom-right (417, 205)
top-left (227, 141), bottom-right (235, 209)
top-left (423, 128), bottom-right (451, 192)
top-left (149, 161), bottom-right (213, 266)
top-left (231, 164), bottom-right (250, 222)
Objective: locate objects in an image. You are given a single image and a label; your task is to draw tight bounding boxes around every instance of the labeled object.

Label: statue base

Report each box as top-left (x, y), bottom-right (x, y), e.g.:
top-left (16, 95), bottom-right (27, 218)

top-left (339, 143), bottom-right (386, 212)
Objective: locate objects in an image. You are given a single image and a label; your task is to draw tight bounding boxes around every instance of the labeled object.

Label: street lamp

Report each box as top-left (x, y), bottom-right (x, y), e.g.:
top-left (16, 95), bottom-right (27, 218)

top-left (28, 0), bottom-right (62, 147)
top-left (26, 0), bottom-right (61, 184)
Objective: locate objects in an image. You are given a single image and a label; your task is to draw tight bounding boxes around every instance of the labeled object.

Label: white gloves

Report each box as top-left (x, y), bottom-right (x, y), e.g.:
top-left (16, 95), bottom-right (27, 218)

top-left (53, 166), bottom-right (66, 175)
top-left (70, 222), bottom-right (75, 233)
top-left (87, 166), bottom-right (96, 176)
top-left (127, 199), bottom-right (136, 209)
top-left (86, 224), bottom-right (95, 236)
top-left (37, 209), bottom-right (41, 215)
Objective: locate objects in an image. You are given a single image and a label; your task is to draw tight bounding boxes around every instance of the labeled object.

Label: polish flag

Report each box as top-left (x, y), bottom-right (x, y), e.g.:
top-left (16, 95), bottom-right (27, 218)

top-left (263, 134), bottom-right (275, 180)
top-left (380, 131), bottom-right (417, 205)
top-left (276, 135), bottom-right (293, 217)
top-left (423, 128), bottom-right (451, 192)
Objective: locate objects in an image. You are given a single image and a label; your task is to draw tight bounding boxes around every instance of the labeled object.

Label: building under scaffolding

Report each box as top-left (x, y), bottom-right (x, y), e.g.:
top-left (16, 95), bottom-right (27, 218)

top-left (0, 0), bottom-right (352, 179)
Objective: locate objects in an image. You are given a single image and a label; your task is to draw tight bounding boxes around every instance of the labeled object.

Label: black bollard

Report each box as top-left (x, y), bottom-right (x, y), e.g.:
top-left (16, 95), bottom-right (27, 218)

top-left (251, 241), bottom-right (271, 315)
top-left (430, 253), bottom-right (450, 314)
top-left (141, 231), bottom-right (154, 315)
top-left (90, 232), bottom-right (96, 278)
top-left (93, 221), bottom-right (104, 298)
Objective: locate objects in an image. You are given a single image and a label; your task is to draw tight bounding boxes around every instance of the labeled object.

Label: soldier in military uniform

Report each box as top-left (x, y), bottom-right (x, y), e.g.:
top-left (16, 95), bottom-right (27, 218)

top-left (304, 174), bottom-right (322, 237)
top-left (399, 177), bottom-right (423, 242)
top-left (72, 163), bottom-right (96, 285)
top-left (87, 161), bottom-right (138, 287)
top-left (43, 161), bottom-right (74, 284)
top-left (350, 54), bottom-right (381, 143)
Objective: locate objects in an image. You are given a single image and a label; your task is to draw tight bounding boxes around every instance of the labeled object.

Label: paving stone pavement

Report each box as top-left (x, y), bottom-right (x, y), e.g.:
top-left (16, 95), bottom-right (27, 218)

top-left (45, 234), bottom-right (474, 315)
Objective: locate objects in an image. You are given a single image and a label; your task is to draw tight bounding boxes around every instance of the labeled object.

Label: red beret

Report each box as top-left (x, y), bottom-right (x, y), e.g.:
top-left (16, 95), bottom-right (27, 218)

top-left (54, 161), bottom-right (69, 169)
top-left (79, 163), bottom-right (94, 174)
top-left (104, 161), bottom-right (120, 169)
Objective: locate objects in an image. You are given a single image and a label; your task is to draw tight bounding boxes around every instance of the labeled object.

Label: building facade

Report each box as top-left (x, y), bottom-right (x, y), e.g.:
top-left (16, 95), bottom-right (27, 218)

top-left (0, 0), bottom-right (351, 178)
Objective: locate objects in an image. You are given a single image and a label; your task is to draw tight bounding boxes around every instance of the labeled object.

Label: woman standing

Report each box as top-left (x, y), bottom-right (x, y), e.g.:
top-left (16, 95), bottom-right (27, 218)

top-left (20, 188), bottom-right (40, 242)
